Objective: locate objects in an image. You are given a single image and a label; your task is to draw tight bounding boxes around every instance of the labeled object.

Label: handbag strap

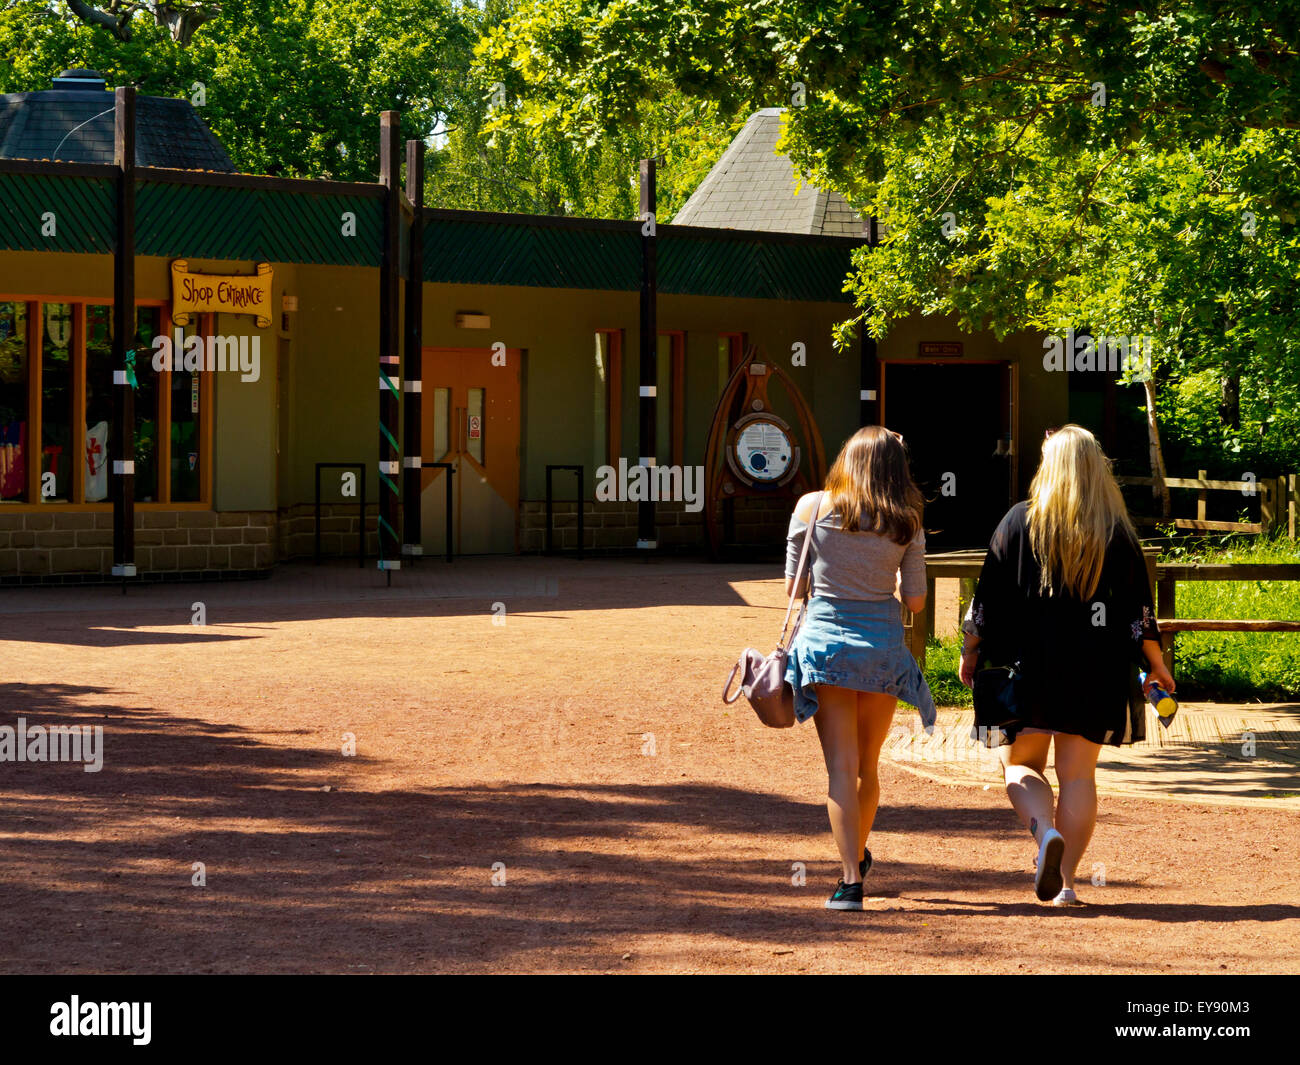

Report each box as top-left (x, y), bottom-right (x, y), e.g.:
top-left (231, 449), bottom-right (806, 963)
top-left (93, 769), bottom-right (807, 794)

top-left (777, 491), bottom-right (824, 651)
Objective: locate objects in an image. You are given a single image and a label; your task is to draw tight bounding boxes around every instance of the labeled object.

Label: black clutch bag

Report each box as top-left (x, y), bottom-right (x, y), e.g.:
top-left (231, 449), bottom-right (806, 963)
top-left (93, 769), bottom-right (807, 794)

top-left (972, 661), bottom-right (1025, 731)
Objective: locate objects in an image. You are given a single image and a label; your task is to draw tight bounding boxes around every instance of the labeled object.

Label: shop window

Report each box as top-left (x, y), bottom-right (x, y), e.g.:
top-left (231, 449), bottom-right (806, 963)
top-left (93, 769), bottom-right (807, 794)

top-left (132, 307), bottom-right (162, 502)
top-left (41, 303), bottom-right (74, 502)
top-left (170, 319), bottom-right (203, 502)
top-left (0, 299), bottom-right (207, 506)
top-left (84, 306), bottom-right (113, 503)
top-left (0, 302), bottom-right (29, 502)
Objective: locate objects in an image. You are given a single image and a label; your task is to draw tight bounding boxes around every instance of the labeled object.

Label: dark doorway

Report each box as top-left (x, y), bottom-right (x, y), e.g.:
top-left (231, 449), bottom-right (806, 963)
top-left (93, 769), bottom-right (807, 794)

top-left (882, 362), bottom-right (1015, 549)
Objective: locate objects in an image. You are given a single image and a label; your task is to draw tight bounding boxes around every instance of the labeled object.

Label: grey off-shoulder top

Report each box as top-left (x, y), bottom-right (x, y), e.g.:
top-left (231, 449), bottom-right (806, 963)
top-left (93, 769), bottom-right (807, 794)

top-left (785, 505), bottom-right (926, 602)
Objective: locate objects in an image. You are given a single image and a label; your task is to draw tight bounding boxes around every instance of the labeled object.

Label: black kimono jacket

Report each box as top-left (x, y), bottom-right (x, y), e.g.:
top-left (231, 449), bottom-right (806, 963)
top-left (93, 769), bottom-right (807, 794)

top-left (963, 501), bottom-right (1159, 746)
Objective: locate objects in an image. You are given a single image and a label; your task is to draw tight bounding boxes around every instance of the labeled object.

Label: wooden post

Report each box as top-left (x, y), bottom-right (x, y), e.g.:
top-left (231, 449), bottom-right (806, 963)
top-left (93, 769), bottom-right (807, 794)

top-left (1156, 562), bottom-right (1176, 673)
top-left (925, 575), bottom-right (936, 641)
top-left (1289, 473), bottom-right (1296, 540)
top-left (111, 86), bottom-right (136, 582)
top-left (377, 112), bottom-right (402, 577)
top-left (637, 158), bottom-right (657, 552)
top-left (1261, 477), bottom-right (1277, 533)
top-left (401, 138), bottom-right (425, 564)
top-left (1196, 469), bottom-right (1207, 524)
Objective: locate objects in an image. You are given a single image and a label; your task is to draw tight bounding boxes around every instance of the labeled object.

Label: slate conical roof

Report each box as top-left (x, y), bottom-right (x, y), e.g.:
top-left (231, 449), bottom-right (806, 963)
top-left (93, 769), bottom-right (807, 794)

top-left (0, 69), bottom-right (235, 171)
top-left (672, 108), bottom-right (866, 236)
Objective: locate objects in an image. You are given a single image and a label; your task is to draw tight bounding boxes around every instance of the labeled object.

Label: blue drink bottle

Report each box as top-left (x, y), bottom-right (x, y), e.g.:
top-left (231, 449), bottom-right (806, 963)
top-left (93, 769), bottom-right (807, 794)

top-left (1140, 671), bottom-right (1178, 728)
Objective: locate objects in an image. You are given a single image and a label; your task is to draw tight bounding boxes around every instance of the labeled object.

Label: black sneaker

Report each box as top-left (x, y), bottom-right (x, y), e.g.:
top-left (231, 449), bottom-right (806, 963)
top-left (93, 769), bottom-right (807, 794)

top-left (859, 847), bottom-right (873, 881)
top-left (825, 879), bottom-right (864, 911)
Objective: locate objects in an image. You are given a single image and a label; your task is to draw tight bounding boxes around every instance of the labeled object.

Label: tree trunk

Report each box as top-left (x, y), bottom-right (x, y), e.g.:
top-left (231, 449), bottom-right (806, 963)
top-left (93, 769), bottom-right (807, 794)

top-left (1143, 376), bottom-right (1171, 518)
top-left (1219, 371), bottom-right (1240, 429)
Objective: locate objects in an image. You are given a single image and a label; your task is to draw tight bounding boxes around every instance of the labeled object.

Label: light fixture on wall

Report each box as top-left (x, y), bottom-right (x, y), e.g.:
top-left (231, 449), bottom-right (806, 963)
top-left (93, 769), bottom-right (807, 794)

top-left (454, 312), bottom-right (490, 329)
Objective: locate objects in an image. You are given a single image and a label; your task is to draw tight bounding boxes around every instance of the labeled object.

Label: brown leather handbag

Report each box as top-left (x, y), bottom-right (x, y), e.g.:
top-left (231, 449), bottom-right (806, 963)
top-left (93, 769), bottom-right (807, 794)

top-left (722, 493), bottom-right (822, 728)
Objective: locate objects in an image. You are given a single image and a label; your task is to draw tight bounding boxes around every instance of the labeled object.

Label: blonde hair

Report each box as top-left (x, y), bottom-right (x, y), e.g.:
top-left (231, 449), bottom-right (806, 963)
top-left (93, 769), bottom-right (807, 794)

top-left (823, 426), bottom-right (923, 545)
top-left (1027, 425), bottom-right (1137, 599)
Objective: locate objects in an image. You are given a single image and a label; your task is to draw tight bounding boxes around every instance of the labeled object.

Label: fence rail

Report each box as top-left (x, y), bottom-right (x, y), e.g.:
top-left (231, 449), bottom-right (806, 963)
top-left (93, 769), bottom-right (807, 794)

top-left (1117, 470), bottom-right (1297, 537)
top-left (906, 553), bottom-right (1300, 672)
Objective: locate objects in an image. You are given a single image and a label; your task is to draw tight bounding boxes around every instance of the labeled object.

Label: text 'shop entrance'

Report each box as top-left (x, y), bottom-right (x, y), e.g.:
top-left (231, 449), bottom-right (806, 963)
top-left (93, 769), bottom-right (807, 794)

top-left (420, 347), bottom-right (521, 555)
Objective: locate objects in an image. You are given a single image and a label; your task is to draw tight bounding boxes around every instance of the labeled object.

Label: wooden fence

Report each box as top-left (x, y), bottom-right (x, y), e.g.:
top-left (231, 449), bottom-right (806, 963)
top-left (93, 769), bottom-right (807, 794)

top-left (906, 550), bottom-right (1300, 673)
top-left (1116, 471), bottom-right (1297, 537)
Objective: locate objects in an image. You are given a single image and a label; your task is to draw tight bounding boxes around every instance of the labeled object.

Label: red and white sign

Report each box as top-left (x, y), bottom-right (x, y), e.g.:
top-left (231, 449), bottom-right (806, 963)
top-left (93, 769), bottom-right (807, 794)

top-left (467, 415), bottom-right (482, 440)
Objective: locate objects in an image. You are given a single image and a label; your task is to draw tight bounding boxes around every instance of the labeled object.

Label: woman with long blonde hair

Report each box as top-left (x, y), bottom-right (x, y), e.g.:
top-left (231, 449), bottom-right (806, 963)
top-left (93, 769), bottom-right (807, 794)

top-left (784, 426), bottom-right (935, 910)
top-left (959, 425), bottom-right (1175, 905)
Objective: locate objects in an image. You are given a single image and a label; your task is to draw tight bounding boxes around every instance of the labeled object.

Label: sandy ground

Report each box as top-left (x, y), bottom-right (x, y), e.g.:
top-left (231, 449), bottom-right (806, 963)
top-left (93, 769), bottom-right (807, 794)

top-left (0, 557), bottom-right (1297, 974)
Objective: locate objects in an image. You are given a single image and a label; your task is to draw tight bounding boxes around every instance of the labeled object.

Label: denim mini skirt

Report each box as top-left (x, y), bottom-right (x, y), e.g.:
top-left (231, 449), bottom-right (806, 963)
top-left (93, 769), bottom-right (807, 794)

top-left (785, 596), bottom-right (937, 729)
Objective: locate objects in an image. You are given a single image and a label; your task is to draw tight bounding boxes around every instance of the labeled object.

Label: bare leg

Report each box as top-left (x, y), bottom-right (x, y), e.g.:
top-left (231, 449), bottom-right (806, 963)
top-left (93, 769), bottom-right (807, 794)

top-left (1053, 733), bottom-right (1101, 891)
top-left (855, 692), bottom-right (898, 853)
top-left (1002, 733), bottom-right (1055, 845)
top-left (813, 685), bottom-right (861, 884)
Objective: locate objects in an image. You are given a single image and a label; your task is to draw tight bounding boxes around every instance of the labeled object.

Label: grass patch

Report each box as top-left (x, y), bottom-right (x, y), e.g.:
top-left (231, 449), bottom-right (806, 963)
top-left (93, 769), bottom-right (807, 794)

top-left (1159, 534), bottom-right (1300, 701)
top-left (924, 636), bottom-right (973, 708)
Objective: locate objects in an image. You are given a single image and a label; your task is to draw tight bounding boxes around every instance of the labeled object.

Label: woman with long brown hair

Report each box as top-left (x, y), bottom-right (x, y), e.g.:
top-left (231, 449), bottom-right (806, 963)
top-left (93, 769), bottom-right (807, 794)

top-left (959, 425), bottom-right (1176, 905)
top-left (785, 425), bottom-right (935, 911)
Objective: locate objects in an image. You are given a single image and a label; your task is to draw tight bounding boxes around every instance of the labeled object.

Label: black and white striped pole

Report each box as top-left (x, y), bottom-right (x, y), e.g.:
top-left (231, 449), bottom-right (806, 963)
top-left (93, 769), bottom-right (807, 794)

top-left (111, 86), bottom-right (137, 587)
top-left (402, 138), bottom-right (424, 564)
top-left (637, 158), bottom-right (658, 552)
top-left (377, 111), bottom-right (402, 582)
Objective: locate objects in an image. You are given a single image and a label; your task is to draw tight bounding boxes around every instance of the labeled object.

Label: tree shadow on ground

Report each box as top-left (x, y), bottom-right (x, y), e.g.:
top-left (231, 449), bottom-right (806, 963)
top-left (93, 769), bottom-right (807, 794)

top-left (1, 683), bottom-right (1297, 974)
top-left (1100, 739), bottom-right (1300, 798)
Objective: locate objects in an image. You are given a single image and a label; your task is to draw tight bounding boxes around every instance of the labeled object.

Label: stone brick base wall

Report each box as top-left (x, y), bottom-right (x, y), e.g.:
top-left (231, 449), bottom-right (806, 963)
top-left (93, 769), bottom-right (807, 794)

top-left (277, 503), bottom-right (379, 562)
top-left (519, 496), bottom-right (791, 553)
top-left (0, 510), bottom-right (276, 582)
top-left (1, 493), bottom-right (797, 580)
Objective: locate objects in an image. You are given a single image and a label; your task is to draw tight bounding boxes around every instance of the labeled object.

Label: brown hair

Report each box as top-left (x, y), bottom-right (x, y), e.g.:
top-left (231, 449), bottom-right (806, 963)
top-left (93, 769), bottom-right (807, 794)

top-left (823, 425), bottom-right (924, 544)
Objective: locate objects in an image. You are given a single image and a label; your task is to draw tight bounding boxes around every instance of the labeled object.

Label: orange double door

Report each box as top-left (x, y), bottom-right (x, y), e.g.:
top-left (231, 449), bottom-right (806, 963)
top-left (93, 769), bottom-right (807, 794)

top-left (419, 347), bottom-right (521, 555)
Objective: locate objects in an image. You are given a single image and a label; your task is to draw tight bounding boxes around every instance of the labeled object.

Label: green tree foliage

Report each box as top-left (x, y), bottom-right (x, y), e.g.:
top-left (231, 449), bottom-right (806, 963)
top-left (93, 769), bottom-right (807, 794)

top-left (478, 1), bottom-right (1300, 467)
top-left (0, 0), bottom-right (473, 179)
top-left (0, 1), bottom-right (738, 217)
top-left (429, 0), bottom-right (742, 218)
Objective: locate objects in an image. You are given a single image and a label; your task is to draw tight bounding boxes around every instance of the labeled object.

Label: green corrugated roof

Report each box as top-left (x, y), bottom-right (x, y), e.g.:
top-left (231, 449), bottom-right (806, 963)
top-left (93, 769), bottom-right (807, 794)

top-left (424, 217), bottom-right (641, 290)
top-left (425, 215), bottom-right (858, 301)
top-left (136, 181), bottom-right (382, 265)
top-left (0, 167), bottom-right (860, 302)
top-left (0, 171), bottom-right (114, 252)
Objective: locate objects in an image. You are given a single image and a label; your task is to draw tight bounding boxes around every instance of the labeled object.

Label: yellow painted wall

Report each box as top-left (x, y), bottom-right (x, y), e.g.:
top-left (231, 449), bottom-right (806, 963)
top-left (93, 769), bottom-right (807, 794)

top-left (419, 283), bottom-right (860, 498)
top-left (1, 252), bottom-right (1065, 523)
top-left (282, 264), bottom-right (379, 507)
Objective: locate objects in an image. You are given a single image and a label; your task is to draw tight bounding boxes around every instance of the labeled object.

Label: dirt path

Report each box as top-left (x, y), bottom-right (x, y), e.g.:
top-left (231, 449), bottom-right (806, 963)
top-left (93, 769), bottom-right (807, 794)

top-left (0, 559), bottom-right (1296, 974)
